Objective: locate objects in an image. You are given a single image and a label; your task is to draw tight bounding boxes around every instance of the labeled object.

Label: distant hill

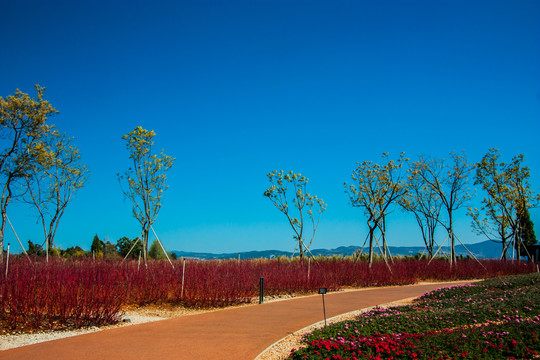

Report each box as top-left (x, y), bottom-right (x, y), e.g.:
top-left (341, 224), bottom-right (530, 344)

top-left (173, 240), bottom-right (503, 260)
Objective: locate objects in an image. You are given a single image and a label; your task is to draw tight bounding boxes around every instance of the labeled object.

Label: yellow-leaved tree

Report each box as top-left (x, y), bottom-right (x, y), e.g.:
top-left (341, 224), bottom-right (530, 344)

top-left (0, 85), bottom-right (57, 258)
top-left (469, 148), bottom-right (539, 260)
top-left (24, 131), bottom-right (88, 261)
top-left (118, 126), bottom-right (174, 262)
top-left (345, 153), bottom-right (408, 267)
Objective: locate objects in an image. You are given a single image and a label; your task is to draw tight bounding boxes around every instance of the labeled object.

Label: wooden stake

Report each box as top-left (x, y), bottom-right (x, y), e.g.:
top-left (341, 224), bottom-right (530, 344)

top-left (181, 259), bottom-right (186, 298)
top-left (307, 256), bottom-right (311, 281)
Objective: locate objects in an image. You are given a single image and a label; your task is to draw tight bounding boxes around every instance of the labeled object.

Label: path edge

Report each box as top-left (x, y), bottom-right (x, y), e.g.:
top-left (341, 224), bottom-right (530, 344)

top-left (253, 296), bottom-right (418, 360)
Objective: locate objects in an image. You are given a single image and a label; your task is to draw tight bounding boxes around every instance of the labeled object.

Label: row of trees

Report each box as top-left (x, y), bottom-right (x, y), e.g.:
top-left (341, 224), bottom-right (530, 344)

top-left (1, 86), bottom-right (174, 263)
top-left (26, 234), bottom-right (174, 260)
top-left (2, 86), bottom-right (537, 266)
top-left (265, 151), bottom-right (538, 267)
top-left (91, 234), bottom-right (175, 260)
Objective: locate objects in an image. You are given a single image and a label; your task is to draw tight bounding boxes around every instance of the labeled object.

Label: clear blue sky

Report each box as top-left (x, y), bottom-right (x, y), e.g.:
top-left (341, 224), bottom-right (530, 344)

top-left (1, 0), bottom-right (539, 254)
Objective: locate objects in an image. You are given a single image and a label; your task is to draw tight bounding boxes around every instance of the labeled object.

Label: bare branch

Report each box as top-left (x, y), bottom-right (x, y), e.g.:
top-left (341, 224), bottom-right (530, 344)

top-left (264, 170), bottom-right (326, 258)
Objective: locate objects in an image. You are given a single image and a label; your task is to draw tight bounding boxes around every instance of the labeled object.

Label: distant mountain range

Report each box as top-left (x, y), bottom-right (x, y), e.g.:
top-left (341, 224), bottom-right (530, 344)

top-left (173, 240), bottom-right (503, 260)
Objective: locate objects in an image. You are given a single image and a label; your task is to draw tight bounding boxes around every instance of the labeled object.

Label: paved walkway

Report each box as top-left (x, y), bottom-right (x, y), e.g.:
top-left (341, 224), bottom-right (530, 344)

top-left (1, 282), bottom-right (470, 360)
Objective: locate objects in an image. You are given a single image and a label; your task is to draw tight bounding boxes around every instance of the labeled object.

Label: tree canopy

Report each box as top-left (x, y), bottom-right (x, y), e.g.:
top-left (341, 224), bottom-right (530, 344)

top-left (471, 149), bottom-right (540, 260)
top-left (345, 153), bottom-right (408, 266)
top-left (118, 126), bottom-right (174, 262)
top-left (410, 152), bottom-right (472, 265)
top-left (24, 131), bottom-right (88, 260)
top-left (0, 85), bottom-right (57, 257)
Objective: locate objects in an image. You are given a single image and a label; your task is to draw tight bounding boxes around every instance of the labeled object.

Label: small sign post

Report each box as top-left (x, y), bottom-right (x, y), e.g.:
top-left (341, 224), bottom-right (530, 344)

top-left (259, 277), bottom-right (264, 304)
top-left (319, 288), bottom-right (327, 327)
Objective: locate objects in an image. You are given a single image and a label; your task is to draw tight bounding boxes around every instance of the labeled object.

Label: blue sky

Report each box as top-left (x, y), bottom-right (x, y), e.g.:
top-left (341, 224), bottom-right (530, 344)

top-left (1, 0), bottom-right (539, 254)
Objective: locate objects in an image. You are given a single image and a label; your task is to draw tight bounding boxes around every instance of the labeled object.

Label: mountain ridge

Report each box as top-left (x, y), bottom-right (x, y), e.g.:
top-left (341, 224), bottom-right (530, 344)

top-left (173, 240), bottom-right (503, 260)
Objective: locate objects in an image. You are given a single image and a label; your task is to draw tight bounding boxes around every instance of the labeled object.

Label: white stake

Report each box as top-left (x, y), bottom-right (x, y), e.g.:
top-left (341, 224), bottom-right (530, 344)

top-left (150, 225), bottom-right (174, 269)
top-left (6, 215), bottom-right (32, 264)
top-left (5, 243), bottom-right (10, 277)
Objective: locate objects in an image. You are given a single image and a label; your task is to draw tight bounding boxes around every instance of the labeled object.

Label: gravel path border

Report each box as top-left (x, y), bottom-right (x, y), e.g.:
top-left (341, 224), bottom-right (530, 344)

top-left (0, 306), bottom-right (207, 351)
top-left (0, 294), bottom-right (297, 351)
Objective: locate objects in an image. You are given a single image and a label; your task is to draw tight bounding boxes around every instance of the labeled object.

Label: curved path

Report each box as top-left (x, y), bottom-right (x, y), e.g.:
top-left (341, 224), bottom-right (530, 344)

top-left (1, 282), bottom-right (470, 360)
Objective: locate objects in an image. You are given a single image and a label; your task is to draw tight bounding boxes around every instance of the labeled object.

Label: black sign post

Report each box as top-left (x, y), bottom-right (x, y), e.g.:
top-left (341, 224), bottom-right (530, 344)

top-left (259, 277), bottom-right (264, 304)
top-left (319, 288), bottom-right (327, 327)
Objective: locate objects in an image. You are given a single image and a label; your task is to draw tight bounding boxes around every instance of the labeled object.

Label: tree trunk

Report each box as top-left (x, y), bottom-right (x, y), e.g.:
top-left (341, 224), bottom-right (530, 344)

top-left (428, 226), bottom-right (434, 258)
top-left (449, 211), bottom-right (456, 266)
top-left (515, 222), bottom-right (521, 262)
top-left (428, 216), bottom-right (437, 258)
top-left (381, 216), bottom-right (387, 258)
top-left (1, 181), bottom-right (13, 261)
top-left (0, 212), bottom-right (5, 261)
top-left (46, 231), bottom-right (54, 262)
top-left (368, 226), bottom-right (374, 268)
top-left (298, 237), bottom-right (304, 259)
top-left (501, 225), bottom-right (507, 261)
top-left (141, 226), bottom-right (150, 263)
top-left (414, 214), bottom-right (428, 256)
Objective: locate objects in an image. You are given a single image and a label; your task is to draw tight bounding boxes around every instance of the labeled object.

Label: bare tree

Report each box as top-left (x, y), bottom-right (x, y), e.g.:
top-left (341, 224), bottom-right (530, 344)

top-left (345, 153), bottom-right (408, 267)
top-left (400, 172), bottom-right (442, 258)
top-left (264, 170), bottom-right (326, 258)
top-left (410, 152), bottom-right (472, 266)
top-left (0, 85), bottom-right (56, 257)
top-left (24, 132), bottom-right (88, 261)
top-left (118, 126), bottom-right (174, 262)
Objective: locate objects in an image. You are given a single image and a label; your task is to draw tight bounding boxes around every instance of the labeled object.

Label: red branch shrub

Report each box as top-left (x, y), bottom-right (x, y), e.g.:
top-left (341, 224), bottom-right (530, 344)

top-left (0, 255), bottom-right (535, 332)
top-left (0, 258), bottom-right (125, 332)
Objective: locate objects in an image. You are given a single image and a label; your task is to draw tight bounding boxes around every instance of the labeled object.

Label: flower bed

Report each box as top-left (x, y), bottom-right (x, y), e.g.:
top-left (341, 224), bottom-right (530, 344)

top-left (289, 272), bottom-right (540, 359)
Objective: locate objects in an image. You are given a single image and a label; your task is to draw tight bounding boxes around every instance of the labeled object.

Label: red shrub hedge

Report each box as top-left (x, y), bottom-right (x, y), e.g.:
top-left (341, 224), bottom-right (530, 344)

top-left (0, 256), bottom-right (535, 332)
